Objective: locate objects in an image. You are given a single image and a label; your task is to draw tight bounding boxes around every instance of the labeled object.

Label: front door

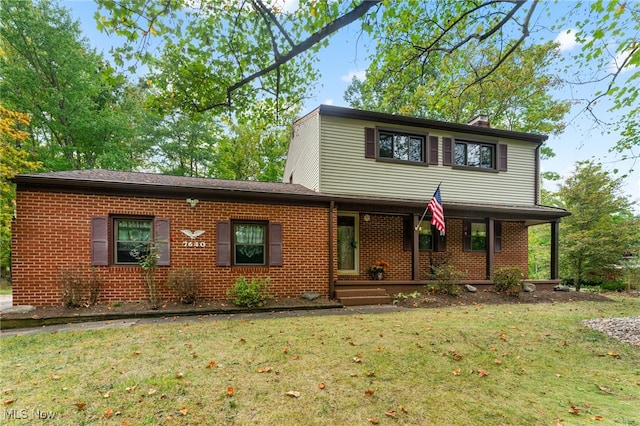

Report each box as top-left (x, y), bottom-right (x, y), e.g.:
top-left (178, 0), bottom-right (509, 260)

top-left (337, 213), bottom-right (359, 274)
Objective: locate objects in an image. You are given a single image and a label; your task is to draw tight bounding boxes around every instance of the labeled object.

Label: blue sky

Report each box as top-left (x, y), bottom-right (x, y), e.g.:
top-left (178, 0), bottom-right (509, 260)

top-left (64, 0), bottom-right (638, 210)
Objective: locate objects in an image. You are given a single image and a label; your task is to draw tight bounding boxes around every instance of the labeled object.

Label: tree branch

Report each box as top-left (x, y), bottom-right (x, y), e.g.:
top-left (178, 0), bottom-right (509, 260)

top-left (197, 0), bottom-right (382, 111)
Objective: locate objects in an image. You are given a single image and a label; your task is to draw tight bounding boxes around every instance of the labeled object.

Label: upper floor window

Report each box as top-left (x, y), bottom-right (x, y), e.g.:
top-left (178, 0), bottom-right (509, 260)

top-left (454, 140), bottom-right (495, 169)
top-left (379, 131), bottom-right (425, 163)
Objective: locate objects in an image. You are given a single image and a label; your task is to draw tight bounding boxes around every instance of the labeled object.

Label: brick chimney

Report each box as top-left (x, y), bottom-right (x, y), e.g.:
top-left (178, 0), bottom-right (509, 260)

top-left (468, 114), bottom-right (490, 127)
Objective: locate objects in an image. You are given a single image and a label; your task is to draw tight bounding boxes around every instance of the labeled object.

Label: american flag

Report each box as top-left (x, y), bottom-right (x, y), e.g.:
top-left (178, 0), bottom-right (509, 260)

top-left (428, 186), bottom-right (445, 234)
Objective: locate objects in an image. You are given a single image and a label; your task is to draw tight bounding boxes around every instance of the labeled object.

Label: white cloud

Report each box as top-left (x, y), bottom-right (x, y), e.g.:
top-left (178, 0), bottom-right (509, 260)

top-left (554, 29), bottom-right (579, 52)
top-left (323, 99), bottom-right (334, 105)
top-left (341, 70), bottom-right (366, 82)
top-left (609, 47), bottom-right (638, 74)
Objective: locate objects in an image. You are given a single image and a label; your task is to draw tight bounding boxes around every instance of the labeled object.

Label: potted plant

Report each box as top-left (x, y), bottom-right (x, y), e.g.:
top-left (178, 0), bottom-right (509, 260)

top-left (369, 260), bottom-right (389, 280)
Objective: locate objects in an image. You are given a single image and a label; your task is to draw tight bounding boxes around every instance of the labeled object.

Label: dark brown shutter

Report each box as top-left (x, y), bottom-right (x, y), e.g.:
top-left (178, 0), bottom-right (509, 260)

top-left (443, 137), bottom-right (453, 166)
top-left (155, 218), bottom-right (171, 266)
top-left (499, 144), bottom-right (508, 171)
top-left (429, 135), bottom-right (439, 165)
top-left (269, 222), bottom-right (283, 266)
top-left (436, 227), bottom-right (447, 252)
top-left (365, 127), bottom-right (376, 158)
top-left (462, 220), bottom-right (472, 252)
top-left (494, 221), bottom-right (502, 253)
top-left (217, 221), bottom-right (231, 267)
top-left (91, 216), bottom-right (108, 266)
top-left (403, 215), bottom-right (413, 251)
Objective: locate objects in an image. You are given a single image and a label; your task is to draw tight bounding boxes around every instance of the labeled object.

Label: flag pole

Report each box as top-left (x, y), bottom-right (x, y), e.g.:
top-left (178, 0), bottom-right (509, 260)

top-left (415, 183), bottom-right (441, 231)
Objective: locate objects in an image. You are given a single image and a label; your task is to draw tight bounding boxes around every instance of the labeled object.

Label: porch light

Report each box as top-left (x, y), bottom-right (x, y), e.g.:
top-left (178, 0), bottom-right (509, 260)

top-left (186, 198), bottom-right (199, 208)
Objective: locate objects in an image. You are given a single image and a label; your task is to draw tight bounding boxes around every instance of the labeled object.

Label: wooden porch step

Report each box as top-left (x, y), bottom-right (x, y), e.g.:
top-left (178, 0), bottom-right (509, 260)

top-left (335, 288), bottom-right (391, 306)
top-left (335, 288), bottom-right (388, 298)
top-left (339, 295), bottom-right (392, 306)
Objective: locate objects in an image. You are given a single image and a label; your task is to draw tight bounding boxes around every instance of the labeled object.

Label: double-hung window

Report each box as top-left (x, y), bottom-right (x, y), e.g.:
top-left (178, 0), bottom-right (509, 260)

top-left (233, 222), bottom-right (267, 265)
top-left (454, 140), bottom-right (496, 169)
top-left (114, 218), bottom-right (153, 264)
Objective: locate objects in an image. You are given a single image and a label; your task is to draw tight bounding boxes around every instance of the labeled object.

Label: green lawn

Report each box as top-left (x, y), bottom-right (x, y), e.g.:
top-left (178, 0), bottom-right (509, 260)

top-left (0, 278), bottom-right (11, 296)
top-left (1, 296), bottom-right (639, 425)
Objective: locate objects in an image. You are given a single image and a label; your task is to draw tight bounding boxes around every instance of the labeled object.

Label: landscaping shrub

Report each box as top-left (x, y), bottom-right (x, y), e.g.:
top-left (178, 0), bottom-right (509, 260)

top-left (59, 267), bottom-right (102, 307)
top-left (166, 268), bottom-right (201, 304)
top-left (600, 280), bottom-right (627, 292)
top-left (227, 277), bottom-right (272, 307)
top-left (492, 267), bottom-right (524, 296)
top-left (430, 264), bottom-right (465, 296)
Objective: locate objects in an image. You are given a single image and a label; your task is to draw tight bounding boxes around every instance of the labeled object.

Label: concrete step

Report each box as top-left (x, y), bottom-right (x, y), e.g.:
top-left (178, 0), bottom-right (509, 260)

top-left (338, 295), bottom-right (392, 306)
top-left (335, 288), bottom-right (388, 298)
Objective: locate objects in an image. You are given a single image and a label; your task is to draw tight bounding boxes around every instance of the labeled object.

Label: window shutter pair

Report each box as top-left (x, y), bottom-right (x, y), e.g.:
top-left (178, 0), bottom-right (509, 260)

top-left (216, 221), bottom-right (283, 267)
top-left (403, 216), bottom-right (446, 252)
top-left (462, 220), bottom-right (502, 252)
top-left (91, 217), bottom-right (171, 266)
top-left (443, 138), bottom-right (508, 171)
top-left (365, 128), bottom-right (439, 164)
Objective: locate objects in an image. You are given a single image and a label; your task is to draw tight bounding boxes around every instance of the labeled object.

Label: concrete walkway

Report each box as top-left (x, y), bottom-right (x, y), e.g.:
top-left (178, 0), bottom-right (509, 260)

top-left (1, 302), bottom-right (405, 337)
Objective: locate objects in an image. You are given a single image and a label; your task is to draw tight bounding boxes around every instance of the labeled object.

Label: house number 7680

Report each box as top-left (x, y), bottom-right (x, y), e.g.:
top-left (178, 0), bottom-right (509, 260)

top-left (183, 241), bottom-right (206, 247)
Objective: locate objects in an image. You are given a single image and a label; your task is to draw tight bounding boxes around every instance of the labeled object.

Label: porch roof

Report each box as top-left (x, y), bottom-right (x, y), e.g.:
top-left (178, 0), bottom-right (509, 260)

top-left (15, 170), bottom-right (569, 223)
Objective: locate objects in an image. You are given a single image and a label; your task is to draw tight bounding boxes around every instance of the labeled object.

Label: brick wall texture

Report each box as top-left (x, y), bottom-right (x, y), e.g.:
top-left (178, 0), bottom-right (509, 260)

top-left (13, 193), bottom-right (528, 306)
top-left (12, 191), bottom-right (331, 306)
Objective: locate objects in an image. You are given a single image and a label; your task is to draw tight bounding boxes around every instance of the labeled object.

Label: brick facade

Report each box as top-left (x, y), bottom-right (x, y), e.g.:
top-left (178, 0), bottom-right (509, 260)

top-left (338, 214), bottom-right (529, 282)
top-left (12, 191), bottom-right (331, 306)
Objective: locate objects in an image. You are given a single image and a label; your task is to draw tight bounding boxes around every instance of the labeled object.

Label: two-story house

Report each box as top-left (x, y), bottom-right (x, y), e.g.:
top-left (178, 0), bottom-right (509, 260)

top-left (284, 105), bottom-right (569, 300)
top-left (10, 105), bottom-right (568, 307)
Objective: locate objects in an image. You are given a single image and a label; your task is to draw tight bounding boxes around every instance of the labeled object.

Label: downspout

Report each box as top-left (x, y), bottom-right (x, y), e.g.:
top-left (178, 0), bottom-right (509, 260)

top-left (534, 144), bottom-right (541, 206)
top-left (329, 200), bottom-right (335, 298)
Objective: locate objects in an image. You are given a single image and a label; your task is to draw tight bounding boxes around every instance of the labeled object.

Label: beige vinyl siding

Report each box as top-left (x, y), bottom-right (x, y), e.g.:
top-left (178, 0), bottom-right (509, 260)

top-left (283, 111), bottom-right (320, 191)
top-left (319, 116), bottom-right (538, 206)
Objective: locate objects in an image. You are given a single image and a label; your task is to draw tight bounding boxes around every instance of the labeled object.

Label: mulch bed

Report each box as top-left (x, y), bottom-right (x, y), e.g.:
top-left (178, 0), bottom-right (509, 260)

top-left (2, 290), bottom-right (630, 323)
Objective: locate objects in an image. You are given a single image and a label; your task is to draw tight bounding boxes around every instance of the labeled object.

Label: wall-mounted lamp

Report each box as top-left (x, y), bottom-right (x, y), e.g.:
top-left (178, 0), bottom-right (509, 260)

top-left (186, 198), bottom-right (199, 208)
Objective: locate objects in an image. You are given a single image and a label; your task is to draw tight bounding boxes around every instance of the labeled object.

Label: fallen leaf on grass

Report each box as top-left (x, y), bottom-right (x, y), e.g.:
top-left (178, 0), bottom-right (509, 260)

top-left (452, 353), bottom-right (462, 361)
top-left (367, 417), bottom-right (379, 424)
top-left (2, 389), bottom-right (13, 394)
top-left (318, 383), bottom-right (326, 390)
top-left (400, 405), bottom-right (408, 414)
top-left (596, 385), bottom-right (614, 394)
top-left (477, 369), bottom-right (489, 377)
top-left (257, 367), bottom-right (273, 373)
top-left (285, 391), bottom-right (300, 398)
top-left (352, 357), bottom-right (362, 363)
top-left (606, 351), bottom-right (620, 358)
top-left (364, 389), bottom-right (375, 395)
top-left (365, 371), bottom-right (375, 377)
top-left (126, 385), bottom-right (137, 393)
top-left (569, 405), bottom-right (581, 414)
top-left (591, 415), bottom-right (603, 421)
top-left (148, 389), bottom-right (157, 395)
top-left (3, 399), bottom-right (16, 406)
top-left (104, 408), bottom-right (113, 419)
top-left (50, 374), bottom-right (61, 380)
top-left (494, 358), bottom-right (502, 364)
top-left (175, 372), bottom-right (184, 379)
top-left (179, 407), bottom-right (188, 416)
top-left (292, 355), bottom-right (299, 360)
top-left (227, 387), bottom-right (234, 397)
top-left (385, 410), bottom-right (396, 418)
top-left (453, 368), bottom-right (461, 376)
top-left (134, 351), bottom-right (141, 355)
top-left (205, 360), bottom-right (216, 369)
top-left (74, 402), bottom-right (86, 409)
